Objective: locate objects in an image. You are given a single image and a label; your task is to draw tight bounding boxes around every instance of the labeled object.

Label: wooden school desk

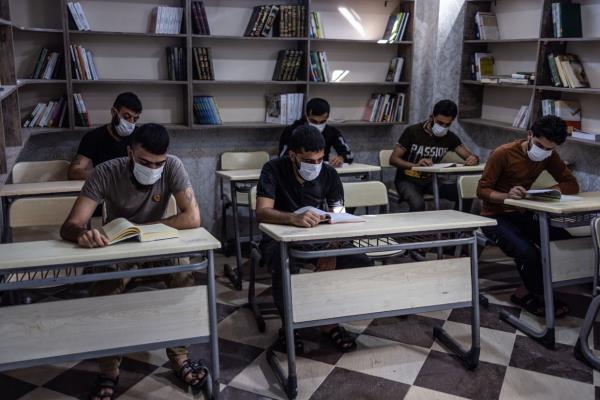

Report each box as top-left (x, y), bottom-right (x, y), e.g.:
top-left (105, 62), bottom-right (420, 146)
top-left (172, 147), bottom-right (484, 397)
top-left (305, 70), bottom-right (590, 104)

top-left (503, 192), bottom-right (600, 350)
top-left (215, 163), bottom-right (382, 290)
top-left (259, 210), bottom-right (496, 399)
top-left (0, 228), bottom-right (222, 399)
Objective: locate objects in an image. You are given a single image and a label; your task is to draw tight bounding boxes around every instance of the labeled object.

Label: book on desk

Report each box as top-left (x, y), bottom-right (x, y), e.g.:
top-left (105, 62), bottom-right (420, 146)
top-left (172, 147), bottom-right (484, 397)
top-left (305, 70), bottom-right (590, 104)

top-left (101, 218), bottom-right (179, 245)
top-left (525, 189), bottom-right (581, 202)
top-left (294, 206), bottom-right (365, 224)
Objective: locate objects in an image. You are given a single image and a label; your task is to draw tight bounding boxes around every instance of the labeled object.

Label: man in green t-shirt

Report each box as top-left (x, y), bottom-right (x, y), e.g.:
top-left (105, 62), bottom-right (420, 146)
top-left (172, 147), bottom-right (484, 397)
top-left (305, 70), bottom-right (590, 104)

top-left (389, 100), bottom-right (479, 212)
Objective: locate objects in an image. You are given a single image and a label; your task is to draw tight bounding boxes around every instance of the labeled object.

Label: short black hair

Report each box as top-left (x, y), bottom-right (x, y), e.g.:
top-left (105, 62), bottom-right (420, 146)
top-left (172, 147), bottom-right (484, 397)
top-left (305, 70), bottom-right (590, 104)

top-left (306, 98), bottom-right (330, 116)
top-left (432, 99), bottom-right (458, 119)
top-left (289, 125), bottom-right (325, 153)
top-left (132, 123), bottom-right (169, 155)
top-left (531, 115), bottom-right (568, 145)
top-left (113, 92), bottom-right (142, 114)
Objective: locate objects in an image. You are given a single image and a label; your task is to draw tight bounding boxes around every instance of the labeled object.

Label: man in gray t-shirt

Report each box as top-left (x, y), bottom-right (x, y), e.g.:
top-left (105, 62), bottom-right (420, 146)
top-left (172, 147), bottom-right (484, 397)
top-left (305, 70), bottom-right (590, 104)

top-left (60, 124), bottom-right (206, 399)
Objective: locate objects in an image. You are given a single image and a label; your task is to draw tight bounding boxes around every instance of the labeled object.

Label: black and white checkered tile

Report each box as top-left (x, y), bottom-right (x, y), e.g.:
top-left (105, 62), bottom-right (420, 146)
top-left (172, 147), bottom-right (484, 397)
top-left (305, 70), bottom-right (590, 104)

top-left (1, 248), bottom-right (599, 400)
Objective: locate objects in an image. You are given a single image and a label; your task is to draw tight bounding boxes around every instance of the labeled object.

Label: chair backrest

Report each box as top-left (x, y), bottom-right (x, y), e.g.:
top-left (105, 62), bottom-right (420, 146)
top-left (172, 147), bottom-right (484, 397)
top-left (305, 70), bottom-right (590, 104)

top-left (457, 175), bottom-right (482, 201)
top-left (101, 194), bottom-right (178, 222)
top-left (221, 151), bottom-right (270, 171)
top-left (379, 150), bottom-right (393, 168)
top-left (531, 170), bottom-right (558, 189)
top-left (594, 217), bottom-right (600, 250)
top-left (250, 186), bottom-right (257, 211)
top-left (342, 181), bottom-right (389, 209)
top-left (441, 151), bottom-right (464, 164)
top-left (11, 160), bottom-right (70, 183)
top-left (9, 196), bottom-right (78, 241)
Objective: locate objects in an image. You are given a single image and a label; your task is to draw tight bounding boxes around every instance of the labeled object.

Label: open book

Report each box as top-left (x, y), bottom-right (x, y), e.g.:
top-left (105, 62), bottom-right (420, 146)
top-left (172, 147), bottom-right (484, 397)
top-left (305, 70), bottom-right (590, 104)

top-left (101, 218), bottom-right (180, 245)
top-left (432, 163), bottom-right (463, 168)
top-left (294, 206), bottom-right (365, 224)
top-left (525, 189), bottom-right (581, 202)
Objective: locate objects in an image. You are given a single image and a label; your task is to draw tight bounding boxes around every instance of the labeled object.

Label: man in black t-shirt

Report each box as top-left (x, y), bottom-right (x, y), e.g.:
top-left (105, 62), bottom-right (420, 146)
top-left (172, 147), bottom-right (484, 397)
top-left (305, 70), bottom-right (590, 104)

top-left (278, 98), bottom-right (354, 167)
top-left (389, 100), bottom-right (479, 212)
top-left (257, 125), bottom-right (368, 354)
top-left (68, 92), bottom-right (143, 180)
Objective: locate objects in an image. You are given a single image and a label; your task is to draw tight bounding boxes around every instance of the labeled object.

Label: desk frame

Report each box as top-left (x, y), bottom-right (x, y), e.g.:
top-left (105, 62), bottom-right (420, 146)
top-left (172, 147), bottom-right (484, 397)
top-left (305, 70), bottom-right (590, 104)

top-left (266, 230), bottom-right (481, 399)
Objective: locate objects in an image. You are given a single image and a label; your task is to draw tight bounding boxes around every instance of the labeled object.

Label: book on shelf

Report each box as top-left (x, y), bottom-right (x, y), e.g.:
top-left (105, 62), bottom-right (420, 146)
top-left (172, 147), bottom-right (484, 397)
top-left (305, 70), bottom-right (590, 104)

top-left (102, 218), bottom-right (179, 245)
top-left (294, 206), bottom-right (365, 224)
top-left (381, 12), bottom-right (410, 43)
top-left (22, 96), bottom-right (68, 129)
top-left (166, 47), bottom-right (186, 81)
top-left (193, 96), bottom-right (222, 125)
top-left (67, 2), bottom-right (91, 31)
top-left (385, 57), bottom-right (405, 82)
top-left (512, 105), bottom-right (531, 129)
top-left (69, 45), bottom-right (99, 80)
top-left (572, 129), bottom-right (600, 143)
top-left (472, 53), bottom-right (494, 81)
top-left (273, 5), bottom-right (306, 37)
top-left (73, 92), bottom-right (91, 127)
top-left (244, 5), bottom-right (280, 37)
top-left (265, 93), bottom-right (304, 124)
top-left (541, 99), bottom-right (581, 133)
top-left (546, 53), bottom-right (589, 88)
top-left (552, 2), bottom-right (582, 38)
top-left (150, 6), bottom-right (184, 34)
top-left (191, 1), bottom-right (210, 35)
top-left (309, 11), bottom-right (325, 38)
top-left (492, 73), bottom-right (535, 85)
top-left (273, 49), bottom-right (303, 81)
top-left (309, 51), bottom-right (331, 82)
top-left (362, 93), bottom-right (405, 123)
top-left (192, 47), bottom-right (214, 80)
top-left (31, 48), bottom-right (64, 80)
top-left (474, 12), bottom-right (499, 40)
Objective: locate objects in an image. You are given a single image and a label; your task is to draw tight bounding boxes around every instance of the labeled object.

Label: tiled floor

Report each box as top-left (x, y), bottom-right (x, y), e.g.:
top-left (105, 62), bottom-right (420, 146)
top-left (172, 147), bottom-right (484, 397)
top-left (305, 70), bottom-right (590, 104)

top-left (1, 247), bottom-right (599, 400)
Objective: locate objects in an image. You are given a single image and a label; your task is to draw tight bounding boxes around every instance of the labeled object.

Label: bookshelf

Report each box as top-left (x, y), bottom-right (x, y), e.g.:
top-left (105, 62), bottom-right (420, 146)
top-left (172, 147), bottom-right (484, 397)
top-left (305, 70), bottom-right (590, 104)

top-left (459, 0), bottom-right (600, 147)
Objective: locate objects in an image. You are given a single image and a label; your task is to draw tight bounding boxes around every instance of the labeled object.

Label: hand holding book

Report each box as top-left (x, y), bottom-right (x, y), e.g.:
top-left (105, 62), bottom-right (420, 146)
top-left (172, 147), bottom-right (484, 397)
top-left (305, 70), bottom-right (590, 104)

top-left (293, 206), bottom-right (365, 228)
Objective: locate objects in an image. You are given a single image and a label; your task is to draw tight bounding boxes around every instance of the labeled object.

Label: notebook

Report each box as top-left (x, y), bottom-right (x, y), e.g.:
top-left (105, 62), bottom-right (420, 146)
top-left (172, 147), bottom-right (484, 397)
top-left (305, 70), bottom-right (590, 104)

top-left (294, 206), bottom-right (365, 224)
top-left (101, 218), bottom-right (180, 245)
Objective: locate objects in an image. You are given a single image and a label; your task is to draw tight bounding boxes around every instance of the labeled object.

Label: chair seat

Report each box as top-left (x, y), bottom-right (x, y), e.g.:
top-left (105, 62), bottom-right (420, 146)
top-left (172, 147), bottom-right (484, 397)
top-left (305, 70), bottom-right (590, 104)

top-left (388, 189), bottom-right (434, 201)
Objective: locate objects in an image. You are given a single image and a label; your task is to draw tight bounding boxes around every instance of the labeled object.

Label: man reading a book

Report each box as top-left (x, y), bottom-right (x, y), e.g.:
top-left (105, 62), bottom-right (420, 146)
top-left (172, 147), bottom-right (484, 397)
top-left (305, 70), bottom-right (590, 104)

top-left (477, 115), bottom-right (579, 317)
top-left (68, 92), bottom-right (142, 180)
top-left (389, 99), bottom-right (479, 212)
top-left (60, 123), bottom-right (205, 400)
top-left (257, 125), bottom-right (369, 354)
top-left (278, 97), bottom-right (354, 167)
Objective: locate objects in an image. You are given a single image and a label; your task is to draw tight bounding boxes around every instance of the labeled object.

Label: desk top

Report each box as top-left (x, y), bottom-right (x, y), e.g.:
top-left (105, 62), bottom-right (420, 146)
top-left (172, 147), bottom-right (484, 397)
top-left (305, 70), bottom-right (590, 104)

top-left (216, 163), bottom-right (381, 181)
top-left (504, 192), bottom-right (600, 214)
top-left (0, 228), bottom-right (220, 271)
top-left (0, 180), bottom-right (84, 197)
top-left (412, 164), bottom-right (485, 174)
top-left (260, 210), bottom-right (497, 242)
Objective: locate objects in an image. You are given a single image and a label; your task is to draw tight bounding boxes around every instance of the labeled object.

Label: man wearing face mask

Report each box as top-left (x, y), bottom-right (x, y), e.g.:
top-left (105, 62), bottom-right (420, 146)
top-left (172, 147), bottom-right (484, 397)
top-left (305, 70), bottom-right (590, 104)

top-left (68, 92), bottom-right (142, 180)
top-left (60, 124), bottom-right (206, 399)
top-left (390, 99), bottom-right (479, 212)
top-left (257, 125), bottom-right (369, 354)
top-left (278, 97), bottom-right (354, 167)
top-left (477, 115), bottom-right (578, 318)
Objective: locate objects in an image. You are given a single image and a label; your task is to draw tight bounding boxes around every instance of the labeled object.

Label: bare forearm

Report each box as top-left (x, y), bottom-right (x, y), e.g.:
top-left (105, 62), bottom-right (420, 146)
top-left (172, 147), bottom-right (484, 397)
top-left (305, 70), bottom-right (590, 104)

top-left (60, 221), bottom-right (87, 242)
top-left (160, 211), bottom-right (200, 230)
top-left (256, 208), bottom-right (294, 225)
top-left (68, 167), bottom-right (91, 181)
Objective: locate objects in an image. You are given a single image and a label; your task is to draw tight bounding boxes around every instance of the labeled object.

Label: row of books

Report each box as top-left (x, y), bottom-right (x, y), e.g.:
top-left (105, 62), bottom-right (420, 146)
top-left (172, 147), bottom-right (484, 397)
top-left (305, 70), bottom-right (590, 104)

top-left (192, 47), bottom-right (214, 80)
top-left (309, 11), bottom-right (325, 39)
top-left (512, 105), bottom-right (531, 129)
top-left (546, 53), bottom-right (589, 88)
top-left (551, 2), bottom-right (582, 38)
top-left (265, 93), bottom-right (304, 124)
top-left (150, 6), bottom-right (184, 34)
top-left (381, 12), bottom-right (410, 43)
top-left (474, 12), bottom-right (499, 40)
top-left (193, 96), bottom-right (222, 125)
top-left (244, 4), bottom-right (280, 37)
top-left (70, 45), bottom-right (99, 80)
top-left (541, 99), bottom-right (581, 132)
top-left (22, 97), bottom-right (68, 128)
top-left (74, 92), bottom-right (91, 127)
top-left (31, 49), bottom-right (63, 80)
top-left (479, 72), bottom-right (535, 85)
top-left (272, 50), bottom-right (303, 81)
top-left (67, 2), bottom-right (91, 31)
top-left (385, 57), bottom-right (405, 82)
top-left (191, 1), bottom-right (210, 35)
top-left (244, 5), bottom-right (306, 38)
top-left (309, 51), bottom-right (331, 82)
top-left (362, 93), bottom-right (405, 123)
top-left (166, 47), bottom-right (186, 81)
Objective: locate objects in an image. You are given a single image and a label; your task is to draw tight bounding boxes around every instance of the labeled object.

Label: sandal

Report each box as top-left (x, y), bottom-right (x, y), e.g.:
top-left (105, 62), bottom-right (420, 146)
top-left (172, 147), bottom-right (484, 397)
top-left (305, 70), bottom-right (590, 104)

top-left (89, 375), bottom-right (118, 400)
top-left (278, 328), bottom-right (304, 355)
top-left (176, 359), bottom-right (209, 389)
top-left (328, 326), bottom-right (357, 353)
top-left (510, 294), bottom-right (570, 318)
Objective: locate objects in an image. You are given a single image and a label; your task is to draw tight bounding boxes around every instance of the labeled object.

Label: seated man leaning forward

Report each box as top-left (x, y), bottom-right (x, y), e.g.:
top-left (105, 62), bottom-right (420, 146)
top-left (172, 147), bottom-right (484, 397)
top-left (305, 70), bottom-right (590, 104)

top-left (60, 123), bottom-right (204, 400)
top-left (256, 125), bottom-right (370, 354)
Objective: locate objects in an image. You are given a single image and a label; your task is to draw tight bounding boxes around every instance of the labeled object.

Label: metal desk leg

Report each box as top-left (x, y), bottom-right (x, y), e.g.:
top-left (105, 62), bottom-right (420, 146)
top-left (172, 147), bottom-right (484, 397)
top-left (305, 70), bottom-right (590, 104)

top-left (219, 178), bottom-right (229, 253)
top-left (434, 234), bottom-right (481, 368)
top-left (206, 250), bottom-right (221, 399)
top-left (1, 197), bottom-right (11, 243)
top-left (224, 181), bottom-right (243, 290)
top-left (266, 242), bottom-right (298, 399)
top-left (431, 173), bottom-right (443, 259)
top-left (500, 211), bottom-right (556, 349)
top-left (575, 295), bottom-right (600, 369)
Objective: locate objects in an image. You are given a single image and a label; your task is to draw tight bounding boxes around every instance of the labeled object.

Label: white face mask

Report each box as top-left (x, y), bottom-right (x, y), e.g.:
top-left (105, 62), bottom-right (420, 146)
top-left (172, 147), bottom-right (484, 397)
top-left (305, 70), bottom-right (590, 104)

top-left (115, 117), bottom-right (136, 137)
top-left (133, 161), bottom-right (164, 185)
top-left (431, 122), bottom-right (449, 137)
top-left (308, 121), bottom-right (326, 133)
top-left (527, 140), bottom-right (552, 162)
top-left (298, 161), bottom-right (322, 181)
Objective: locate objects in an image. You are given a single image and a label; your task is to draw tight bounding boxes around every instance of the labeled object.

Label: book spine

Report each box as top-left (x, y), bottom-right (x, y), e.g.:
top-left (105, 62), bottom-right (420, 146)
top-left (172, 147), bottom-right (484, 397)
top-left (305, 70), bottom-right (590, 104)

top-left (31, 48), bottom-right (48, 79)
top-left (199, 2), bottom-right (210, 35)
top-left (262, 5), bottom-right (279, 37)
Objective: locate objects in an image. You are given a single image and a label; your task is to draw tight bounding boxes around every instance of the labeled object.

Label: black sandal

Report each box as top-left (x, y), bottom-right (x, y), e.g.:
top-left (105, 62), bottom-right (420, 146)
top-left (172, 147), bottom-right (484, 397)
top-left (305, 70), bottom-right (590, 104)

top-left (176, 359), bottom-right (209, 389)
top-left (278, 328), bottom-right (304, 355)
top-left (328, 326), bottom-right (357, 353)
top-left (89, 375), bottom-right (118, 400)
top-left (510, 294), bottom-right (570, 318)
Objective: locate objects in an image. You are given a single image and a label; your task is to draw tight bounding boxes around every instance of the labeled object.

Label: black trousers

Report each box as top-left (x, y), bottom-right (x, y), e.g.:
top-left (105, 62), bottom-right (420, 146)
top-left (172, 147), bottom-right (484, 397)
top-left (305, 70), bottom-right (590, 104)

top-left (394, 177), bottom-right (472, 212)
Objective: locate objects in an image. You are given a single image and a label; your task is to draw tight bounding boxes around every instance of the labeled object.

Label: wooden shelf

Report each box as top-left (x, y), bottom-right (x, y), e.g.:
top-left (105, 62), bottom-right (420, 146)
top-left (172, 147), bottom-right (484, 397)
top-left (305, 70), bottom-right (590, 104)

top-left (17, 79), bottom-right (67, 86)
top-left (72, 79), bottom-right (187, 85)
top-left (193, 80), bottom-right (307, 85)
top-left (0, 86), bottom-right (18, 101)
top-left (0, 17), bottom-right (11, 27)
top-left (192, 34), bottom-right (307, 41)
top-left (71, 123), bottom-right (189, 131)
top-left (192, 122), bottom-right (287, 129)
top-left (541, 37), bottom-right (600, 43)
top-left (461, 80), bottom-right (535, 90)
top-left (13, 26), bottom-right (62, 33)
top-left (460, 118), bottom-right (527, 133)
top-left (567, 137), bottom-right (600, 148)
top-left (21, 127), bottom-right (68, 135)
top-left (309, 81), bottom-right (410, 87)
top-left (327, 120), bottom-right (406, 127)
top-left (464, 39), bottom-right (539, 44)
top-left (310, 38), bottom-right (412, 45)
top-left (535, 86), bottom-right (600, 95)
top-left (68, 30), bottom-right (187, 38)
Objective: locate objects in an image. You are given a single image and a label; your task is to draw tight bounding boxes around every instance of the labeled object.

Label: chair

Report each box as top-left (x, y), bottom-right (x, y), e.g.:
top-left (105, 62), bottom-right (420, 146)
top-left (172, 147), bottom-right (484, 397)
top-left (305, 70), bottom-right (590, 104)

top-left (455, 175), bottom-right (493, 254)
top-left (9, 196), bottom-right (78, 242)
top-left (11, 160), bottom-right (70, 184)
top-left (379, 149), bottom-right (434, 208)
